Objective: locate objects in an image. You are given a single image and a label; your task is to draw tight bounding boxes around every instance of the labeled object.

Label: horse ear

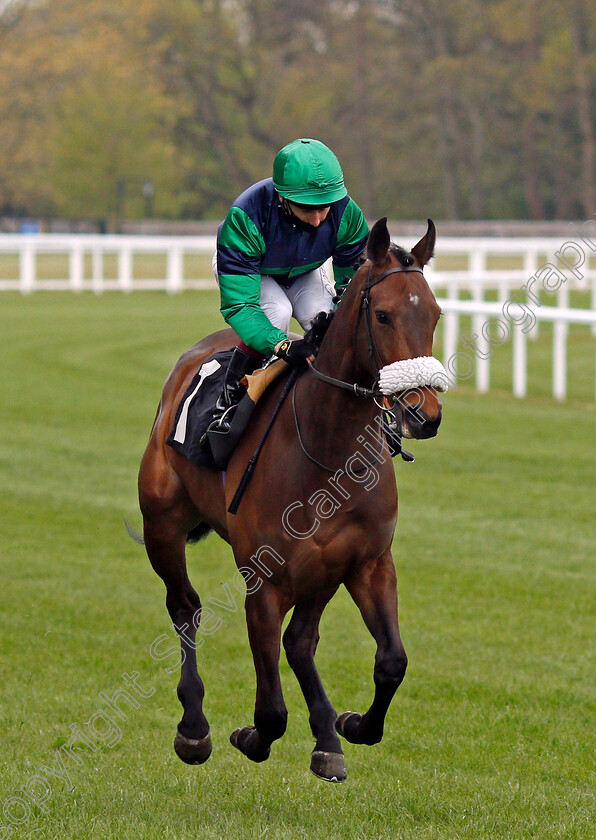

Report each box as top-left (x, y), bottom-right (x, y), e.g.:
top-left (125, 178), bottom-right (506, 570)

top-left (411, 219), bottom-right (436, 267)
top-left (367, 217), bottom-right (391, 265)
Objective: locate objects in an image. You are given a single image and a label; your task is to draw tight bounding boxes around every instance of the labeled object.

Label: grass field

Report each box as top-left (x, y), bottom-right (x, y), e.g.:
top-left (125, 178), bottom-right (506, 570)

top-left (0, 291), bottom-right (595, 839)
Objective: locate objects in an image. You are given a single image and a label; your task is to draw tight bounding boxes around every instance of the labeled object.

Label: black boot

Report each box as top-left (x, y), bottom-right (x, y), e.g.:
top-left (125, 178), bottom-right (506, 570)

top-left (205, 346), bottom-right (260, 437)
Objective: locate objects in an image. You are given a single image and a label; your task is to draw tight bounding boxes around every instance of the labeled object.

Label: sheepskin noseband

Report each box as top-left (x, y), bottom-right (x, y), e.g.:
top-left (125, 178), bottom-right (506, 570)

top-left (378, 356), bottom-right (449, 395)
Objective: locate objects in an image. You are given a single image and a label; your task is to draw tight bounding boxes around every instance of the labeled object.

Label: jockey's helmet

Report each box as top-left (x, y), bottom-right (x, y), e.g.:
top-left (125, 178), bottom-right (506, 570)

top-left (273, 139), bottom-right (347, 205)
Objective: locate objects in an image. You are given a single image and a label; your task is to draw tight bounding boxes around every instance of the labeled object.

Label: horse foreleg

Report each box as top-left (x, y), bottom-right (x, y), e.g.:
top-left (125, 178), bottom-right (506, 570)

top-left (143, 523), bottom-right (212, 765)
top-left (337, 549), bottom-right (408, 747)
top-left (282, 588), bottom-right (347, 782)
top-left (230, 585), bottom-right (287, 764)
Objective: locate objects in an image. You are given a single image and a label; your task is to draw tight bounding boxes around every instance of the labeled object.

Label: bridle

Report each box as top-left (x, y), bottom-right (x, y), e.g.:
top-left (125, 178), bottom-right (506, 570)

top-left (308, 262), bottom-right (425, 401)
top-left (292, 261), bottom-right (428, 471)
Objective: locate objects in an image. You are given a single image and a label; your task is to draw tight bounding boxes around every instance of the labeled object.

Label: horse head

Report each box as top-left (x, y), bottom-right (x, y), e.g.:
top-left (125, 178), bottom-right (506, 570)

top-left (327, 217), bottom-right (447, 440)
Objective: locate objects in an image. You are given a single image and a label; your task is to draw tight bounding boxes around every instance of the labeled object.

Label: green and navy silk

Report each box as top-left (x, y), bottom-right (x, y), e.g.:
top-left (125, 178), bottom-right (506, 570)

top-left (217, 178), bottom-right (369, 355)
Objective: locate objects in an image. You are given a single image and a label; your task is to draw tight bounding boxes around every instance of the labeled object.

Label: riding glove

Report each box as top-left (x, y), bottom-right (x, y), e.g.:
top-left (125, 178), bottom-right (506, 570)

top-left (274, 338), bottom-right (316, 367)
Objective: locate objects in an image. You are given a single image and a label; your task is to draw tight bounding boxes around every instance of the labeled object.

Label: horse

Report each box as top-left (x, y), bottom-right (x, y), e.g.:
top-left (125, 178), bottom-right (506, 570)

top-left (138, 217), bottom-right (446, 782)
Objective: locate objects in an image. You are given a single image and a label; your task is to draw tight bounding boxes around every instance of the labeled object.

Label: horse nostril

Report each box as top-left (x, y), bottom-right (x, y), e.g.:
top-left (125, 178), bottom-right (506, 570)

top-left (407, 404), bottom-right (442, 423)
top-left (404, 404), bottom-right (442, 439)
top-left (405, 406), bottom-right (427, 426)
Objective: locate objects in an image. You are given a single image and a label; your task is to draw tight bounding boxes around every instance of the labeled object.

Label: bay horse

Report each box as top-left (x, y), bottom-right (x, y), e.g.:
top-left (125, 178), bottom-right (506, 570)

top-left (138, 218), bottom-right (446, 782)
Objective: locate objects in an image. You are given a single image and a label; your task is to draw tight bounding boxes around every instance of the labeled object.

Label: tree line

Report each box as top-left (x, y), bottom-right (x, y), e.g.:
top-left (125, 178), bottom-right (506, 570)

top-left (0, 0), bottom-right (594, 222)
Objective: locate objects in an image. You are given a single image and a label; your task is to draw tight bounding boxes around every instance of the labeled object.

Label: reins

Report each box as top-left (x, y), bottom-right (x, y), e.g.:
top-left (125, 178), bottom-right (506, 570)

top-left (291, 382), bottom-right (342, 473)
top-left (228, 366), bottom-right (301, 514)
top-left (291, 380), bottom-right (388, 474)
top-left (305, 363), bottom-right (378, 399)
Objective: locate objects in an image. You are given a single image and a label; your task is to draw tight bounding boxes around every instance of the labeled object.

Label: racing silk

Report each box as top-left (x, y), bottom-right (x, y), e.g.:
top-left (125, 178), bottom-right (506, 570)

top-left (217, 178), bottom-right (369, 355)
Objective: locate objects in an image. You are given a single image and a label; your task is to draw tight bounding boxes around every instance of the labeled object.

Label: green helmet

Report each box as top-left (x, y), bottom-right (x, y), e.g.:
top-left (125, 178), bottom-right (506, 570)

top-left (272, 138), bottom-right (347, 205)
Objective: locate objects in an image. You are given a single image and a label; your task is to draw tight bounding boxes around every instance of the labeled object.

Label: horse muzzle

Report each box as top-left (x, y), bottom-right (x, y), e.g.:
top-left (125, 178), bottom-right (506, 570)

top-left (378, 356), bottom-right (447, 441)
top-left (401, 402), bottom-right (442, 439)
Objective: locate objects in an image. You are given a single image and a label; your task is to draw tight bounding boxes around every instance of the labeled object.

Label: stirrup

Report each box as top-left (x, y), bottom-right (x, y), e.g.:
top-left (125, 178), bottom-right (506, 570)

top-left (200, 404), bottom-right (235, 446)
top-left (211, 404), bottom-right (236, 431)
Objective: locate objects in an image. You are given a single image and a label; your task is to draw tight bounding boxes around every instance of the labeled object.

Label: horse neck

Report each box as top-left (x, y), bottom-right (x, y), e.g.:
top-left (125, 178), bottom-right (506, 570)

top-left (297, 294), bottom-right (380, 462)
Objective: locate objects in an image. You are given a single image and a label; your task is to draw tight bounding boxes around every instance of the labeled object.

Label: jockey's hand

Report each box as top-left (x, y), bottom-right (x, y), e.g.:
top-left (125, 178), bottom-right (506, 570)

top-left (274, 338), bottom-right (316, 367)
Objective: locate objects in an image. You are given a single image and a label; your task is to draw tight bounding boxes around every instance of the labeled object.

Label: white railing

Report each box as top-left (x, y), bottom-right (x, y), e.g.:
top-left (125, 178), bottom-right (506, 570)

top-left (0, 234), bottom-right (217, 293)
top-left (1, 233), bottom-right (594, 402)
top-left (1, 233), bottom-right (595, 299)
top-left (436, 298), bottom-right (596, 402)
top-left (426, 237), bottom-right (596, 341)
top-left (428, 236), bottom-right (596, 294)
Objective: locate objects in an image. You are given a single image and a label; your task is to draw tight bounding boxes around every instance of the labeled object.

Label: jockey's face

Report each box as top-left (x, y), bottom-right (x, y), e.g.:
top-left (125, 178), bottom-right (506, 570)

top-left (288, 202), bottom-right (331, 228)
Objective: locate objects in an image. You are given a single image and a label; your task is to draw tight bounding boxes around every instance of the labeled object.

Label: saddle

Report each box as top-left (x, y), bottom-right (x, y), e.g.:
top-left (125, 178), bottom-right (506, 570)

top-left (166, 350), bottom-right (287, 470)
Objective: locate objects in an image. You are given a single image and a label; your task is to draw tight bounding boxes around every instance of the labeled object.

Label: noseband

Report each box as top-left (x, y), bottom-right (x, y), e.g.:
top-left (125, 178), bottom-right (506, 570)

top-left (308, 264), bottom-right (448, 399)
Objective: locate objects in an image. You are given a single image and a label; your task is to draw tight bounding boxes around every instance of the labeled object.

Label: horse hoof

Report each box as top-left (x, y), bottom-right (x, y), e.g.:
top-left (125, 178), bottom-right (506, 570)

top-left (310, 750), bottom-right (347, 783)
top-left (174, 729), bottom-right (212, 765)
top-left (229, 727), bottom-right (245, 750)
top-left (335, 711), bottom-right (362, 742)
top-left (229, 726), bottom-right (270, 763)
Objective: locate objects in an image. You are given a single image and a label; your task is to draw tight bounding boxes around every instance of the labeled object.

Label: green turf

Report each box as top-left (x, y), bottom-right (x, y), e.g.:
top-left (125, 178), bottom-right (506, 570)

top-left (0, 292), bottom-right (594, 839)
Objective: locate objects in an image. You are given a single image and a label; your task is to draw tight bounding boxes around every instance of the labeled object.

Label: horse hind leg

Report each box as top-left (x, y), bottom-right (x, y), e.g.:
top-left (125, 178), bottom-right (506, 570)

top-left (282, 588), bottom-right (347, 782)
top-left (336, 549), bottom-right (408, 747)
top-left (143, 519), bottom-right (212, 765)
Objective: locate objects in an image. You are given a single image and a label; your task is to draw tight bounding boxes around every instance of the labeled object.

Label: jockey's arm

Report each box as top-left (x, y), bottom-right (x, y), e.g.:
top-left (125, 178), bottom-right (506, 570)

top-left (217, 207), bottom-right (287, 356)
top-left (331, 198), bottom-right (369, 293)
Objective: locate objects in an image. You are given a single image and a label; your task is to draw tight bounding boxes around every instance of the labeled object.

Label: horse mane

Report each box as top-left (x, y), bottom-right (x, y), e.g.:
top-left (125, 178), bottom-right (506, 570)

top-left (389, 243), bottom-right (415, 267)
top-left (304, 310), bottom-right (335, 350)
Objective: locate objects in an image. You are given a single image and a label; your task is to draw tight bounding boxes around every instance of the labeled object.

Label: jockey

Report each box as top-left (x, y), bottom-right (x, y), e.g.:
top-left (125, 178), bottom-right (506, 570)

top-left (206, 137), bottom-right (369, 438)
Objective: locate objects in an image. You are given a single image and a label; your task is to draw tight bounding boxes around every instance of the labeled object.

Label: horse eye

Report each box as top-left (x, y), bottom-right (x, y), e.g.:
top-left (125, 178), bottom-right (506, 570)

top-left (375, 311), bottom-right (390, 325)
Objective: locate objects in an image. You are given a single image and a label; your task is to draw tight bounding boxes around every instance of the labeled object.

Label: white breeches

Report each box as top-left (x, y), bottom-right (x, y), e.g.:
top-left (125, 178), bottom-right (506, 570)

top-left (212, 254), bottom-right (334, 334)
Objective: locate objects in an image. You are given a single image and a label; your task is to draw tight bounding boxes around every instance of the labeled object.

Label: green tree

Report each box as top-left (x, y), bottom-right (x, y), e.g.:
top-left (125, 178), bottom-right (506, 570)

top-left (1, 0), bottom-right (594, 221)
top-left (0, 0), bottom-right (180, 219)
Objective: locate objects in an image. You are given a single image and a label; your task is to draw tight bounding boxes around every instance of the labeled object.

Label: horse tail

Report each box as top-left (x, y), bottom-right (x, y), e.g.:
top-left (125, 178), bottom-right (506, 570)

top-left (124, 519), bottom-right (213, 545)
top-left (124, 519), bottom-right (145, 544)
top-left (125, 519), bottom-right (213, 545)
top-left (187, 522), bottom-right (214, 544)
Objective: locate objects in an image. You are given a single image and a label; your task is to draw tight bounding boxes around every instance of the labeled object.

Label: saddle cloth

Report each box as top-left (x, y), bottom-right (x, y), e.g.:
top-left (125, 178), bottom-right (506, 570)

top-left (166, 349), bottom-right (287, 469)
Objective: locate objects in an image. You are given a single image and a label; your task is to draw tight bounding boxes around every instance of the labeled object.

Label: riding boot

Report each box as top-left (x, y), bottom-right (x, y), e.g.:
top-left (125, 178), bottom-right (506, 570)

top-left (204, 346), bottom-right (260, 437)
